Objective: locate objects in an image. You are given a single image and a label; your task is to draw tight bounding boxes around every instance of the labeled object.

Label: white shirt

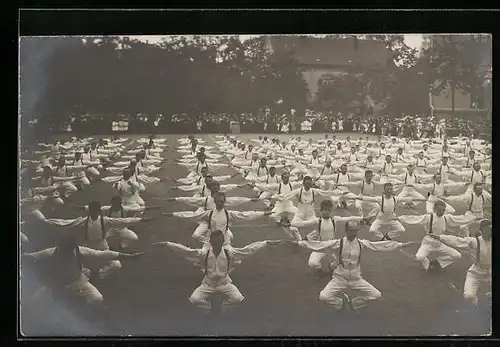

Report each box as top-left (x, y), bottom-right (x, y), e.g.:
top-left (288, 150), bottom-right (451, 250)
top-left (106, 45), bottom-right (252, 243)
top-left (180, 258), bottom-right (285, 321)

top-left (438, 164), bottom-right (450, 181)
top-left (477, 237), bottom-right (491, 271)
top-left (204, 248), bottom-right (231, 286)
top-left (441, 151), bottom-right (451, 158)
top-left (360, 181), bottom-right (375, 196)
top-left (431, 182), bottom-right (445, 197)
top-left (84, 216), bottom-right (108, 250)
top-left (310, 157), bottom-right (321, 165)
top-left (378, 148), bottom-right (388, 157)
top-left (428, 214), bottom-right (447, 235)
top-left (209, 209), bottom-right (231, 231)
top-left (338, 237), bottom-right (362, 268)
top-left (469, 193), bottom-right (485, 213)
top-left (320, 166), bottom-right (336, 175)
top-left (382, 162), bottom-right (394, 174)
top-left (264, 175), bottom-right (280, 184)
top-left (403, 173), bottom-right (418, 185)
top-left (464, 157), bottom-right (476, 168)
top-left (379, 196), bottom-right (396, 217)
top-left (470, 170), bottom-right (485, 183)
top-left (81, 152), bottom-right (92, 162)
top-left (347, 153), bottom-right (359, 162)
top-left (116, 179), bottom-right (140, 199)
top-left (298, 188), bottom-right (315, 204)
top-left (336, 173), bottom-right (350, 184)
top-left (318, 218), bottom-right (335, 241)
top-left (415, 158), bottom-right (427, 167)
top-left (277, 182), bottom-right (294, 195)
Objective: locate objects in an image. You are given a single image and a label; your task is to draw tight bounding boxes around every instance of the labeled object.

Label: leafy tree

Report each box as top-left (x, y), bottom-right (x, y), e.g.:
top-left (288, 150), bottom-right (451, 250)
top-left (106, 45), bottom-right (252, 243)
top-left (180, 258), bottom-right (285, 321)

top-left (316, 74), bottom-right (366, 114)
top-left (421, 34), bottom-right (491, 115)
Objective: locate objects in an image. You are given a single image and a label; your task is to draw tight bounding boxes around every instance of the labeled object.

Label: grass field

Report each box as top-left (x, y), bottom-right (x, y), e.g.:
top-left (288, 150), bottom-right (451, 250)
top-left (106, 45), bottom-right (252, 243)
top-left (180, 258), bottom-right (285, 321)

top-left (19, 133), bottom-right (492, 337)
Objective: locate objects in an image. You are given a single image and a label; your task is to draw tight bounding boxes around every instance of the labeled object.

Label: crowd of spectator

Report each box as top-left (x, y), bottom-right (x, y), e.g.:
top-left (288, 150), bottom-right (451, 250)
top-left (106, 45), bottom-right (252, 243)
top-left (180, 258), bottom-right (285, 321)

top-left (22, 109), bottom-right (491, 149)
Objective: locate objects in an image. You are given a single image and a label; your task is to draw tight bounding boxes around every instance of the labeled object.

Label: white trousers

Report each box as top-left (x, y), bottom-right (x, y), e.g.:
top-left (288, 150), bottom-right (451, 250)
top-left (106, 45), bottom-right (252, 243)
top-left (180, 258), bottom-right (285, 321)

top-left (355, 199), bottom-right (380, 218)
top-left (107, 227), bottom-right (139, 248)
top-left (397, 187), bottom-right (425, 206)
top-left (85, 167), bottom-right (100, 177)
top-left (77, 176), bottom-right (91, 186)
top-left (189, 283), bottom-right (244, 312)
top-left (291, 206), bottom-right (316, 224)
top-left (415, 237), bottom-right (462, 270)
top-left (369, 218), bottom-right (405, 239)
top-left (463, 271), bottom-right (491, 306)
top-left (271, 200), bottom-right (297, 222)
top-left (60, 181), bottom-right (78, 193)
top-left (308, 251), bottom-right (337, 271)
top-left (30, 280), bottom-right (103, 307)
top-left (82, 242), bottom-right (122, 280)
top-left (122, 195), bottom-right (145, 207)
top-left (319, 275), bottom-right (381, 310)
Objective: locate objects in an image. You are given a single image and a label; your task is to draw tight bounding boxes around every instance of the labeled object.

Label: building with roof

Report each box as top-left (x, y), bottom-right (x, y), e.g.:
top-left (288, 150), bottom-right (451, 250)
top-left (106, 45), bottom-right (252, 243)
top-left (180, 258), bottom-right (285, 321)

top-left (263, 36), bottom-right (395, 104)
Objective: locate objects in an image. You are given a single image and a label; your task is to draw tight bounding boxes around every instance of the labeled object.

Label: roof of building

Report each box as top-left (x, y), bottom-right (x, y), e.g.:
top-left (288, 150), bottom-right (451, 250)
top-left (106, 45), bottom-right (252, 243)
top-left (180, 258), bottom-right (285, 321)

top-left (267, 36), bottom-right (393, 68)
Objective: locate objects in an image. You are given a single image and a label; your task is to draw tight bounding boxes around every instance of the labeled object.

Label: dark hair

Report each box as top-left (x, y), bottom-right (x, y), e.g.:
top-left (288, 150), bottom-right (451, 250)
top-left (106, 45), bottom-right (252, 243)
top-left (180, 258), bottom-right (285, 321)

top-left (303, 175), bottom-right (312, 182)
top-left (365, 170), bottom-right (373, 175)
top-left (345, 220), bottom-right (359, 230)
top-left (88, 201), bottom-right (101, 212)
top-left (210, 230), bottom-right (224, 241)
top-left (213, 192), bottom-right (226, 200)
top-left (480, 219), bottom-right (491, 231)
top-left (210, 182), bottom-right (220, 191)
top-left (320, 199), bottom-right (334, 210)
top-left (434, 200), bottom-right (446, 208)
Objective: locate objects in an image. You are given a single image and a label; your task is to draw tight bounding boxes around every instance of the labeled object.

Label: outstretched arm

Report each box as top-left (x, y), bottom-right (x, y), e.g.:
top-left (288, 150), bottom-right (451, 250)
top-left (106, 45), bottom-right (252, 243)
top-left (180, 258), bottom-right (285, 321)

top-left (104, 216), bottom-right (146, 228)
top-left (21, 248), bottom-right (57, 261)
top-left (398, 214), bottom-right (429, 226)
top-left (230, 241), bottom-right (270, 262)
top-left (296, 239), bottom-right (340, 252)
top-left (359, 239), bottom-right (414, 251)
top-left (161, 210), bottom-right (209, 223)
top-left (430, 234), bottom-right (475, 250)
top-left (228, 210), bottom-right (271, 222)
top-left (79, 246), bottom-right (145, 261)
top-left (153, 241), bottom-right (204, 265)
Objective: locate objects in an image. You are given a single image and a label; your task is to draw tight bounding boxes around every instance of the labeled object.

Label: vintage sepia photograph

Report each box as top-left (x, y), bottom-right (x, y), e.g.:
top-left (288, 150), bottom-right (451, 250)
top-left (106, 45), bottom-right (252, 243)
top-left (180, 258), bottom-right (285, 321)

top-left (19, 33), bottom-right (492, 337)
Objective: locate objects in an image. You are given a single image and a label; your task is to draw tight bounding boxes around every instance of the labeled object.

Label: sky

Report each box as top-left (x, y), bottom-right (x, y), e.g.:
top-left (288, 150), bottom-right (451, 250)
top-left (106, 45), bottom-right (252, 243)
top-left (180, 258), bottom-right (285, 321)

top-left (128, 34), bottom-right (424, 50)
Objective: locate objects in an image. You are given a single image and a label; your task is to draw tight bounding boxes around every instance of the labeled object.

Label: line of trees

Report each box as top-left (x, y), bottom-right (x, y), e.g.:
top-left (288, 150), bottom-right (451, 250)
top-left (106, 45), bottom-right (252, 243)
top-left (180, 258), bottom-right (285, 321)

top-left (20, 34), bottom-right (491, 135)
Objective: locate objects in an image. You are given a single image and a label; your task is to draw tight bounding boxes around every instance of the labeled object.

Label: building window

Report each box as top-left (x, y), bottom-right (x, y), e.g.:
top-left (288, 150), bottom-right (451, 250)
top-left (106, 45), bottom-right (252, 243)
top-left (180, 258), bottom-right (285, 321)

top-left (319, 74), bottom-right (336, 87)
